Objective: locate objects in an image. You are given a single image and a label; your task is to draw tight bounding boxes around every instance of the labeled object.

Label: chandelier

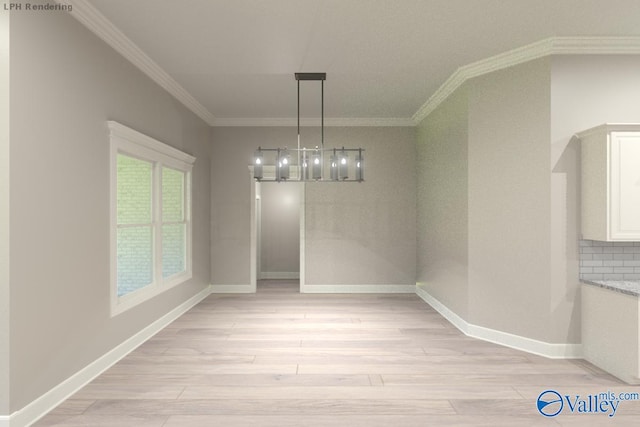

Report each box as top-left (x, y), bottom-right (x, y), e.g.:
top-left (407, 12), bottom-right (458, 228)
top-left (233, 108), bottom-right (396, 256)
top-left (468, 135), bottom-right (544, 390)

top-left (252, 73), bottom-right (364, 182)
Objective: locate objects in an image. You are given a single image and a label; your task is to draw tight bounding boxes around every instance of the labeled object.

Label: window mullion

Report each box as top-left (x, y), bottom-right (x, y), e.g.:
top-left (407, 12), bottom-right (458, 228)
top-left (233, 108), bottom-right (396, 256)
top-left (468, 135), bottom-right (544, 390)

top-left (185, 172), bottom-right (190, 222)
top-left (154, 161), bottom-right (163, 287)
top-left (117, 222), bottom-right (154, 229)
top-left (160, 221), bottom-right (186, 226)
top-left (186, 171), bottom-right (192, 274)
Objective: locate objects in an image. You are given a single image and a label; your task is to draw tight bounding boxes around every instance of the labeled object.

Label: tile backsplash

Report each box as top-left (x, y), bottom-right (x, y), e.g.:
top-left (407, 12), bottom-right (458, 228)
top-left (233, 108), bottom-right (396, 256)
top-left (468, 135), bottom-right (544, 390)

top-left (580, 240), bottom-right (640, 281)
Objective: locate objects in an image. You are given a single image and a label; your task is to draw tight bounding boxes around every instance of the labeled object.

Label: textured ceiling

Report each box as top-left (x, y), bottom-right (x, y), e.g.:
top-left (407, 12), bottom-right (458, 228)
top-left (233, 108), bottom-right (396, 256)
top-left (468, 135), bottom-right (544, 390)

top-left (86, 0), bottom-right (640, 121)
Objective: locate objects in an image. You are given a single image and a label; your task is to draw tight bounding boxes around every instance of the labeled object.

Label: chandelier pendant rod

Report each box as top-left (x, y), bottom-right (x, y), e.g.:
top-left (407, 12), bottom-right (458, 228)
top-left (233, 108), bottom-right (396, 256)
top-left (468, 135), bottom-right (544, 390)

top-left (321, 78), bottom-right (324, 179)
top-left (297, 78), bottom-right (301, 180)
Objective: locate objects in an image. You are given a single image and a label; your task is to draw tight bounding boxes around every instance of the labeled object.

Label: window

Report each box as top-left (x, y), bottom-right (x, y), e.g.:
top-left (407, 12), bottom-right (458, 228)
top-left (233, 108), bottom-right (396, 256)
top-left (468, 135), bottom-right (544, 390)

top-left (109, 121), bottom-right (195, 315)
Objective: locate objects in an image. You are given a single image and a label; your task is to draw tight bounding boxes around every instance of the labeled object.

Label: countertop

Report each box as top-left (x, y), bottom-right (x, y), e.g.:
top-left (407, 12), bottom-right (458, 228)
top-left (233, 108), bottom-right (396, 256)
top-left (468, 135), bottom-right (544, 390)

top-left (581, 279), bottom-right (640, 297)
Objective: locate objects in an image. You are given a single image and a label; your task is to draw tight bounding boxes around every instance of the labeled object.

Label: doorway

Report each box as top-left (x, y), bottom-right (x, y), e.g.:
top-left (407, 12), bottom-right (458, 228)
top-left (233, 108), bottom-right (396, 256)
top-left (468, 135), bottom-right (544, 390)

top-left (251, 181), bottom-right (304, 292)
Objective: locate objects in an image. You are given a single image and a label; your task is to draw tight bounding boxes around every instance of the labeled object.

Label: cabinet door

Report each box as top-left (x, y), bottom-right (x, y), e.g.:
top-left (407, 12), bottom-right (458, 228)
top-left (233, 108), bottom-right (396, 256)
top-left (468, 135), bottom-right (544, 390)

top-left (610, 132), bottom-right (640, 240)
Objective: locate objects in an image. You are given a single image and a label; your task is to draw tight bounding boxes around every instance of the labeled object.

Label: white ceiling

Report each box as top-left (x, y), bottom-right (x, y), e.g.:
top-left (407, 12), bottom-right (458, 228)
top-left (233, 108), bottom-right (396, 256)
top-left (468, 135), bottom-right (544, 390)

top-left (85, 0), bottom-right (640, 123)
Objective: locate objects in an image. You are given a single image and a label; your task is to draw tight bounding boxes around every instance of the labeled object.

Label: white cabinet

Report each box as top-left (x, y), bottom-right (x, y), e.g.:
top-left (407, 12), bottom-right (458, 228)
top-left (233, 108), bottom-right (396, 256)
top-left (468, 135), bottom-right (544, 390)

top-left (582, 283), bottom-right (640, 384)
top-left (578, 124), bottom-right (640, 241)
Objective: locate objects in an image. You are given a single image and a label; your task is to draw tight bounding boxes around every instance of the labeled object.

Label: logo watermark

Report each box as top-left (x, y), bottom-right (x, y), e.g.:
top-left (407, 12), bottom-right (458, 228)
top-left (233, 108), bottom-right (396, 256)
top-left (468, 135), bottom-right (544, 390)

top-left (537, 389), bottom-right (640, 418)
top-left (3, 3), bottom-right (72, 12)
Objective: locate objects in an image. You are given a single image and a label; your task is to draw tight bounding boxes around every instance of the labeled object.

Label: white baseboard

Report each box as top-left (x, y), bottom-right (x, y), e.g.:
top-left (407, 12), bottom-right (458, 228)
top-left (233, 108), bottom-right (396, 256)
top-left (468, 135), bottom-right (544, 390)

top-left (210, 283), bottom-right (255, 293)
top-left (414, 285), bottom-right (469, 332)
top-left (7, 285), bottom-right (212, 427)
top-left (259, 272), bottom-right (300, 280)
top-left (415, 284), bottom-right (582, 359)
top-left (301, 284), bottom-right (415, 293)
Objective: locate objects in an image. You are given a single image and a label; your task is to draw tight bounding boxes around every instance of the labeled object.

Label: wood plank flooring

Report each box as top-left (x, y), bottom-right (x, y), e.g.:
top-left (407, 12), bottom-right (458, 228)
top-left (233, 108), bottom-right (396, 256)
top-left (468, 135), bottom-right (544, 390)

top-left (36, 280), bottom-right (640, 426)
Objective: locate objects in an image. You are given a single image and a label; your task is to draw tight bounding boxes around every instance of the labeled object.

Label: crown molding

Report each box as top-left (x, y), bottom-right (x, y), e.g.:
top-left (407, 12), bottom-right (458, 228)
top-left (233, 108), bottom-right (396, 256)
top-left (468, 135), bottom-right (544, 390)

top-left (412, 36), bottom-right (640, 124)
top-left (52, 6), bottom-right (640, 129)
top-left (212, 117), bottom-right (416, 127)
top-left (56, 0), bottom-right (217, 126)
top-left (550, 36), bottom-right (640, 54)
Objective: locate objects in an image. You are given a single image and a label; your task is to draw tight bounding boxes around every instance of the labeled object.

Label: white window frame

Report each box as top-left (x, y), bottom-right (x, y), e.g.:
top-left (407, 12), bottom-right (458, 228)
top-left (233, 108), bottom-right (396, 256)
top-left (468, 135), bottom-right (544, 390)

top-left (109, 121), bottom-right (195, 316)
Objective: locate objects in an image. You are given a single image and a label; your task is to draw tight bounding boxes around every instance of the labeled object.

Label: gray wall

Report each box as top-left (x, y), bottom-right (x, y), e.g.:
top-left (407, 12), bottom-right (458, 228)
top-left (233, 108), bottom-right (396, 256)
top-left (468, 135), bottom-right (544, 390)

top-left (416, 85), bottom-right (468, 318)
top-left (417, 58), bottom-right (557, 342)
top-left (211, 126), bottom-right (416, 289)
top-left (210, 127), bottom-right (289, 286)
top-left (260, 183), bottom-right (301, 277)
top-left (467, 58), bottom-right (553, 342)
top-left (304, 127), bottom-right (416, 286)
top-left (417, 54), bottom-right (640, 345)
top-left (9, 6), bottom-right (211, 412)
top-left (0, 9), bottom-right (9, 417)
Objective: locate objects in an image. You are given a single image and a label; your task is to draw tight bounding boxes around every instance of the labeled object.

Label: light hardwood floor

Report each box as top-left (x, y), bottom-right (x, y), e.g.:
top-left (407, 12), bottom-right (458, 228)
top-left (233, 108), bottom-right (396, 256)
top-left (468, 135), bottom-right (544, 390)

top-left (36, 280), bottom-right (640, 426)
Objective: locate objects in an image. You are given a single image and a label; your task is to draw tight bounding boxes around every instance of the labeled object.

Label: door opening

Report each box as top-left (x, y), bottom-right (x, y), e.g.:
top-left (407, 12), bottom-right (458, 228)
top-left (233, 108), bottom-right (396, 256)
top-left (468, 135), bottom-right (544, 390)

top-left (251, 180), bottom-right (304, 293)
